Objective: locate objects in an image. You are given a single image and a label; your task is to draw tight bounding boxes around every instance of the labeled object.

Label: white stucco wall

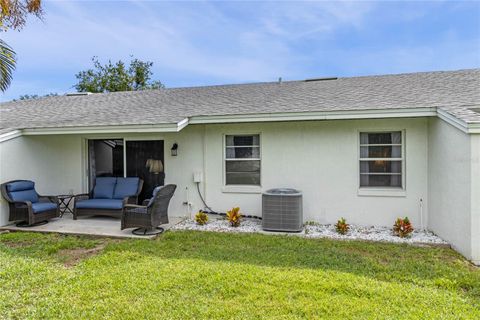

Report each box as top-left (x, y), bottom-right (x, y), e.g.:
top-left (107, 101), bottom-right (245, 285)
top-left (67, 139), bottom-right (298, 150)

top-left (202, 118), bottom-right (429, 227)
top-left (0, 118), bottom-right (429, 228)
top-left (427, 118), bottom-right (477, 263)
top-left (0, 135), bottom-right (84, 226)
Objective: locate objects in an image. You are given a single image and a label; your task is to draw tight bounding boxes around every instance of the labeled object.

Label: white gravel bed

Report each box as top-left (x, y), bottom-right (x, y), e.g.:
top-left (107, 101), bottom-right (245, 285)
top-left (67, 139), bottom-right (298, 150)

top-left (172, 218), bottom-right (262, 234)
top-left (172, 217), bottom-right (447, 245)
top-left (302, 223), bottom-right (447, 244)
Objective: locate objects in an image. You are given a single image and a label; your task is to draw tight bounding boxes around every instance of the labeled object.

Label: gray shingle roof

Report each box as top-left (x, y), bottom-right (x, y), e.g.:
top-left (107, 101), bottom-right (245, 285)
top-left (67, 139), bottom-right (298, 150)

top-left (1, 69), bottom-right (479, 133)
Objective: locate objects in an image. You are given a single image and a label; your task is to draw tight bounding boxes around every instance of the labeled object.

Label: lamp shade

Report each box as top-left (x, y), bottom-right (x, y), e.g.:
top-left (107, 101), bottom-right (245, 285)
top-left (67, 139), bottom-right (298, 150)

top-left (146, 159), bottom-right (164, 174)
top-left (145, 159), bottom-right (153, 168)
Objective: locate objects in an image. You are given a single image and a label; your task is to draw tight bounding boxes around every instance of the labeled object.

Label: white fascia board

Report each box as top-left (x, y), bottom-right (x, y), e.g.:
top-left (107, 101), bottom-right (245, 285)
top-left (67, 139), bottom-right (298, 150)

top-left (188, 107), bottom-right (438, 124)
top-left (468, 124), bottom-right (480, 134)
top-left (436, 109), bottom-right (471, 134)
top-left (21, 118), bottom-right (190, 135)
top-left (177, 118), bottom-right (190, 131)
top-left (436, 109), bottom-right (480, 134)
top-left (0, 130), bottom-right (22, 143)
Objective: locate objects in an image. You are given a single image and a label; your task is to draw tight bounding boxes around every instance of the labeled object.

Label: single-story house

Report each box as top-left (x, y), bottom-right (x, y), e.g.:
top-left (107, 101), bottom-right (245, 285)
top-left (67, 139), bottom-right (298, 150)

top-left (0, 69), bottom-right (479, 263)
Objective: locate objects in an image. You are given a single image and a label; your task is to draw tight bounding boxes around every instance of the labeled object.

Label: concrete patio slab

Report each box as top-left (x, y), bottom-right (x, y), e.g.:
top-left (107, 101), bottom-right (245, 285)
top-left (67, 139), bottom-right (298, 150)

top-left (0, 213), bottom-right (184, 239)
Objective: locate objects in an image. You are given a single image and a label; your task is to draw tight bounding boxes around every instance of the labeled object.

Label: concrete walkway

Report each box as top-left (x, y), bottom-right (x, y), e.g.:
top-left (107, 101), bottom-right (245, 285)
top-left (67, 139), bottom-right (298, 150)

top-left (0, 213), bottom-right (184, 239)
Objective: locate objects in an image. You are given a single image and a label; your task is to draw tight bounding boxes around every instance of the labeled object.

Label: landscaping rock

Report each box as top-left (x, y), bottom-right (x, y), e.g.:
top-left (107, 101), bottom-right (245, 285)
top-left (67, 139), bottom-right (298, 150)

top-left (172, 217), bottom-right (447, 245)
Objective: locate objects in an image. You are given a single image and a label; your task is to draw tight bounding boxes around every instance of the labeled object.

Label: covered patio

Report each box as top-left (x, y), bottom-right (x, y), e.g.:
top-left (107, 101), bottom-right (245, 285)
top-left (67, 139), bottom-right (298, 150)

top-left (0, 212), bottom-right (184, 239)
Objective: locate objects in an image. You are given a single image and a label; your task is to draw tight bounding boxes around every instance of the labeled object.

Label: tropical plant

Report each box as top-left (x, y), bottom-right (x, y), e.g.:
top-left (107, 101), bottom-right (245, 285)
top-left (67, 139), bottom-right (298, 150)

top-left (335, 217), bottom-right (350, 235)
top-left (0, 40), bottom-right (15, 92)
top-left (226, 207), bottom-right (241, 227)
top-left (195, 211), bottom-right (208, 226)
top-left (0, 0), bottom-right (44, 92)
top-left (74, 56), bottom-right (164, 93)
top-left (393, 217), bottom-right (414, 238)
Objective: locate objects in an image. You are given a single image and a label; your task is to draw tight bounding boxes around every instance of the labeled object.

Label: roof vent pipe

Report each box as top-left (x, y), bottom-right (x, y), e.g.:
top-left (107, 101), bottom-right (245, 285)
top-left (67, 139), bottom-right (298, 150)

top-left (66, 92), bottom-right (92, 96)
top-left (278, 77), bottom-right (282, 84)
top-left (304, 77), bottom-right (338, 82)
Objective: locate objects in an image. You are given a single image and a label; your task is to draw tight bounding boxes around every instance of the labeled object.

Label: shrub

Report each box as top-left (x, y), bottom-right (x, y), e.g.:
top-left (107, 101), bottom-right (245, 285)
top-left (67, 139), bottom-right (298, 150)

top-left (226, 207), bottom-right (241, 227)
top-left (195, 211), bottom-right (208, 225)
top-left (335, 217), bottom-right (350, 235)
top-left (393, 217), bottom-right (414, 238)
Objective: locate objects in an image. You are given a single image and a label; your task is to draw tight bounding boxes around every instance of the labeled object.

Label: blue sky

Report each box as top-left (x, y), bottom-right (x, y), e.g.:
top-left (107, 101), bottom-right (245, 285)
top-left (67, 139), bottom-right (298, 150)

top-left (1, 0), bottom-right (479, 101)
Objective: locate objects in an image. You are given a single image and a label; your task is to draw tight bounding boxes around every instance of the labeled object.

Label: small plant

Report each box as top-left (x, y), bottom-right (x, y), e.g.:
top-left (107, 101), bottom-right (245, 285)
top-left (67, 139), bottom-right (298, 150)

top-left (226, 207), bottom-right (242, 227)
top-left (195, 211), bottom-right (208, 225)
top-left (393, 217), bottom-right (414, 238)
top-left (335, 217), bottom-right (350, 235)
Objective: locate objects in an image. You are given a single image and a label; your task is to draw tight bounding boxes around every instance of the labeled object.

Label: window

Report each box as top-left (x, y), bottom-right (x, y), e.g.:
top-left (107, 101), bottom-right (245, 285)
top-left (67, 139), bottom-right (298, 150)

top-left (359, 131), bottom-right (403, 188)
top-left (225, 135), bottom-right (260, 185)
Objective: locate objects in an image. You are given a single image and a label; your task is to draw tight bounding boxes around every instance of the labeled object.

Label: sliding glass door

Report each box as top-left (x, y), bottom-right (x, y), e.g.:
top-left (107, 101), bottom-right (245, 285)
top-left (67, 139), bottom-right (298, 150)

top-left (87, 139), bottom-right (124, 190)
top-left (88, 139), bottom-right (164, 203)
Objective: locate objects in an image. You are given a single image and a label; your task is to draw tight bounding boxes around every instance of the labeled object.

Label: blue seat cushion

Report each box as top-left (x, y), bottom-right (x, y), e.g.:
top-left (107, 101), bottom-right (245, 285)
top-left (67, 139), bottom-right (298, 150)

top-left (113, 177), bottom-right (139, 199)
top-left (31, 202), bottom-right (57, 213)
top-left (7, 181), bottom-right (39, 203)
top-left (75, 199), bottom-right (124, 210)
top-left (93, 177), bottom-right (117, 199)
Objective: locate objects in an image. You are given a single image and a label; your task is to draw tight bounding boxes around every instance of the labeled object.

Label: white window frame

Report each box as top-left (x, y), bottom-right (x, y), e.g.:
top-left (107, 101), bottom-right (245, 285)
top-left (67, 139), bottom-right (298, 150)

top-left (223, 133), bottom-right (262, 192)
top-left (357, 130), bottom-right (406, 197)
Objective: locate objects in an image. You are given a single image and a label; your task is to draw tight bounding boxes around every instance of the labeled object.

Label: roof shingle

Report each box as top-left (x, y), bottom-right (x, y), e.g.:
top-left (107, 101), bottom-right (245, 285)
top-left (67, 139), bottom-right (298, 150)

top-left (1, 69), bottom-right (479, 132)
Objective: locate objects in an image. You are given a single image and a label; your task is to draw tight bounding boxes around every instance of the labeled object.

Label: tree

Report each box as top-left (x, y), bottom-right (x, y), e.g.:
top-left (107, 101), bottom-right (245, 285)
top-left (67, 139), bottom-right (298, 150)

top-left (0, 39), bottom-right (15, 92)
top-left (15, 92), bottom-right (58, 101)
top-left (74, 56), bottom-right (164, 93)
top-left (0, 0), bottom-right (44, 92)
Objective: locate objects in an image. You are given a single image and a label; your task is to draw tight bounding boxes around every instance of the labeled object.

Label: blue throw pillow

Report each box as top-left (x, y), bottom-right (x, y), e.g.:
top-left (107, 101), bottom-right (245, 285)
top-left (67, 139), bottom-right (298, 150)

top-left (147, 186), bottom-right (163, 207)
top-left (9, 189), bottom-right (39, 203)
top-left (113, 177), bottom-right (140, 199)
top-left (7, 181), bottom-right (38, 203)
top-left (6, 180), bottom-right (35, 192)
top-left (93, 177), bottom-right (117, 199)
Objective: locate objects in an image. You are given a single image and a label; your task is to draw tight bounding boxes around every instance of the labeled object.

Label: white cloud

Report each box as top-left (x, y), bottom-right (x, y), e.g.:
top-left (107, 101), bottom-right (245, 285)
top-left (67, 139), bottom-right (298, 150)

top-left (0, 0), bottom-right (478, 101)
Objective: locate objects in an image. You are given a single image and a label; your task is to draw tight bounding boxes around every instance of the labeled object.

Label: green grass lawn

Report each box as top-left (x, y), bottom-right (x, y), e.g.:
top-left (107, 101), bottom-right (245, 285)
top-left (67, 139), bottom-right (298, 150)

top-left (0, 231), bottom-right (479, 319)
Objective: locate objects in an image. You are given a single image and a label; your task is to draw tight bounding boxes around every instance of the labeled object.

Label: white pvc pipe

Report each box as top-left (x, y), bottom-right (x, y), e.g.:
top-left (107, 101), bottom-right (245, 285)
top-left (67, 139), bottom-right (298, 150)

top-left (419, 198), bottom-right (424, 231)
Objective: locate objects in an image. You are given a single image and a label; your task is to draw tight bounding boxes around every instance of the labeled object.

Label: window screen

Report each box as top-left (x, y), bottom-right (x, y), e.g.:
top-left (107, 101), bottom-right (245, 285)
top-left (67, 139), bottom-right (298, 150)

top-left (359, 132), bottom-right (403, 188)
top-left (225, 135), bottom-right (260, 185)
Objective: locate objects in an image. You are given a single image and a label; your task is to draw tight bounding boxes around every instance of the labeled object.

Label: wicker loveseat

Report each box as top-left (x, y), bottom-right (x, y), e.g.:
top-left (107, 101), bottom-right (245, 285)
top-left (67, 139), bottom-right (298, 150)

top-left (0, 180), bottom-right (60, 226)
top-left (73, 177), bottom-right (143, 219)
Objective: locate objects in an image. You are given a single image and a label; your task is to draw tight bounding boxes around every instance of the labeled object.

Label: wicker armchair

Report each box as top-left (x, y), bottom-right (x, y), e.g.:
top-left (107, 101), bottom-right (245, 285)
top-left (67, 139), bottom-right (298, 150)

top-left (0, 180), bottom-right (60, 226)
top-left (121, 184), bottom-right (177, 235)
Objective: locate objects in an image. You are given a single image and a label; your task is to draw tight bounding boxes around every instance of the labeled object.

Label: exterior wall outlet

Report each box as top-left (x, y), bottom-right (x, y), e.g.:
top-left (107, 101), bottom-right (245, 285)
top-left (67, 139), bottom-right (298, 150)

top-left (193, 172), bottom-right (203, 183)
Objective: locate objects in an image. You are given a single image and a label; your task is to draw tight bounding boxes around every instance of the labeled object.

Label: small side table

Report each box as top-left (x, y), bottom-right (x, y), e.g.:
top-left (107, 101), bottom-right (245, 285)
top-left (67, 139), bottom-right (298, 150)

top-left (58, 195), bottom-right (74, 217)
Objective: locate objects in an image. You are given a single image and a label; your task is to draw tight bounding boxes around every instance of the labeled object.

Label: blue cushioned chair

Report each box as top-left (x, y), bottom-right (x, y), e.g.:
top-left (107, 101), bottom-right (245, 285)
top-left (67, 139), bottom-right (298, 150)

top-left (0, 180), bottom-right (60, 226)
top-left (73, 177), bottom-right (143, 219)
